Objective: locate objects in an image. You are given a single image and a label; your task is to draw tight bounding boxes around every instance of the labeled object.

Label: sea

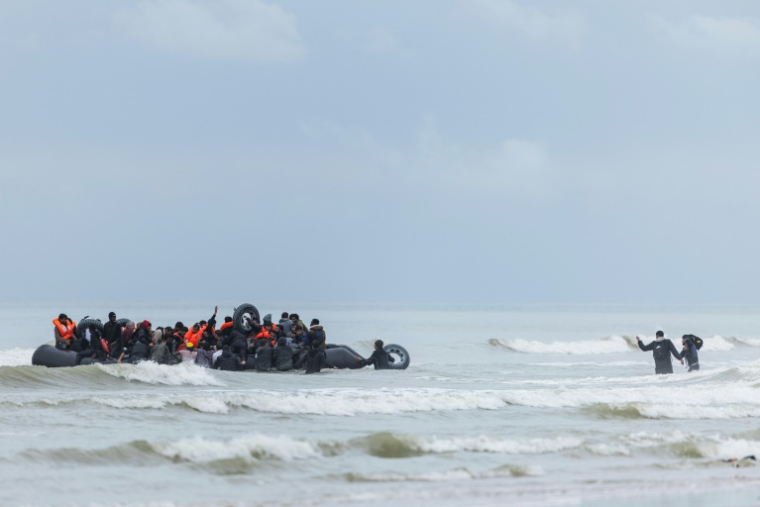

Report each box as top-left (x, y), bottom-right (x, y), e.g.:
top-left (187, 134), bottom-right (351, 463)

top-left (2, 302), bottom-right (760, 507)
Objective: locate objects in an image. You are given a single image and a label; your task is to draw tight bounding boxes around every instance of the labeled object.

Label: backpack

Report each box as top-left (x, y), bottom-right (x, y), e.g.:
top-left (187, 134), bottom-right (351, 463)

top-left (683, 334), bottom-right (703, 351)
top-left (653, 342), bottom-right (669, 361)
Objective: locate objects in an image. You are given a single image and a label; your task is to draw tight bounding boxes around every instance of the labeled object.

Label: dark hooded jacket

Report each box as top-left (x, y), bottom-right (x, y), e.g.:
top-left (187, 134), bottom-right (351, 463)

top-left (213, 346), bottom-right (241, 371)
top-left (273, 338), bottom-right (295, 371)
top-left (255, 345), bottom-right (274, 371)
top-left (295, 347), bottom-right (329, 374)
top-left (128, 327), bottom-right (152, 362)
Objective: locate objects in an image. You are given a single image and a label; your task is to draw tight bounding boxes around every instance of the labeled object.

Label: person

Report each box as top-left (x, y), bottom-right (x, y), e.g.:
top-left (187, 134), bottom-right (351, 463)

top-left (53, 314), bottom-right (76, 350)
top-left (74, 324), bottom-right (109, 365)
top-left (681, 334), bottom-right (701, 372)
top-left (103, 312), bottom-right (123, 358)
top-left (637, 331), bottom-right (683, 374)
top-left (123, 320), bottom-right (152, 363)
top-left (290, 314), bottom-right (307, 334)
top-left (295, 339), bottom-right (329, 374)
top-left (195, 340), bottom-right (215, 368)
top-left (278, 312), bottom-right (293, 338)
top-left (213, 345), bottom-right (242, 371)
top-left (363, 340), bottom-right (394, 370)
top-left (255, 315), bottom-right (278, 346)
top-left (309, 319), bottom-right (326, 349)
top-left (178, 341), bottom-right (197, 363)
top-left (121, 321), bottom-right (136, 348)
top-left (293, 325), bottom-right (309, 347)
top-left (255, 340), bottom-right (274, 371)
top-left (149, 334), bottom-right (173, 364)
top-left (219, 316), bottom-right (234, 338)
top-left (273, 337), bottom-right (295, 371)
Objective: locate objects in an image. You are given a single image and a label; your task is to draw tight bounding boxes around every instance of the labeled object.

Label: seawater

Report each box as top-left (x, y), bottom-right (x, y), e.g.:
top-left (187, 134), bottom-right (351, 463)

top-left (2, 302), bottom-right (760, 507)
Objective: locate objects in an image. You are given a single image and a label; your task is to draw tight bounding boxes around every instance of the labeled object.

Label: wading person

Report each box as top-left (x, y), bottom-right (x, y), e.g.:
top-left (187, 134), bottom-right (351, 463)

top-left (637, 331), bottom-right (683, 375)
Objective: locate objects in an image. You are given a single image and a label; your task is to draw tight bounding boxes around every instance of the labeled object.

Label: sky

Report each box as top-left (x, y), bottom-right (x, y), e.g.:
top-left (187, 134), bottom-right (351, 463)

top-left (1, 0), bottom-right (759, 305)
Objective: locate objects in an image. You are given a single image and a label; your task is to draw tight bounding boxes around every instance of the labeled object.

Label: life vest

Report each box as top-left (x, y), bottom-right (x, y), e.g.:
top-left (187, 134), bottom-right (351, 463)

top-left (220, 322), bottom-right (234, 332)
top-left (53, 318), bottom-right (76, 340)
top-left (100, 338), bottom-right (110, 354)
top-left (184, 325), bottom-right (207, 347)
top-left (255, 325), bottom-right (278, 346)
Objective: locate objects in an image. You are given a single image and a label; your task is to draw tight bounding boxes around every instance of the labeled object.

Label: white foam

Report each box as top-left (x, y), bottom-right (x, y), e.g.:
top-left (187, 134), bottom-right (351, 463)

top-left (96, 361), bottom-right (226, 387)
top-left (493, 336), bottom-right (633, 354)
top-left (345, 465), bottom-right (543, 482)
top-left (0, 348), bottom-right (34, 367)
top-left (702, 335), bottom-right (736, 351)
top-left (150, 434), bottom-right (318, 463)
top-left (412, 435), bottom-right (583, 454)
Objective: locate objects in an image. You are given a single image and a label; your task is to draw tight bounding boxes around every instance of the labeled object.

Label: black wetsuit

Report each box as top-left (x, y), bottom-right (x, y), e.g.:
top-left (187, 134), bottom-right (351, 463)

top-left (638, 338), bottom-right (682, 374)
top-left (364, 348), bottom-right (394, 370)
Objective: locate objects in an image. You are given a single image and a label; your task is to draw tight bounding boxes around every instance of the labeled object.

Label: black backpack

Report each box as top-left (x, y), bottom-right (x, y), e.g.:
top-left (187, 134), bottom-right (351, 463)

top-left (684, 334), bottom-right (703, 350)
top-left (653, 341), bottom-right (669, 361)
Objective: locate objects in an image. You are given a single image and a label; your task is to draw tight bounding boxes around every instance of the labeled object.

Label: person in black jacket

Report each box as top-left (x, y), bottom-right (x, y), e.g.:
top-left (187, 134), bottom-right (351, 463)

top-left (637, 331), bottom-right (683, 374)
top-left (273, 337), bottom-right (295, 371)
top-left (74, 325), bottom-right (108, 365)
top-left (122, 320), bottom-right (152, 363)
top-left (213, 345), bottom-right (242, 371)
top-left (255, 340), bottom-right (274, 371)
top-left (363, 340), bottom-right (394, 370)
top-left (103, 312), bottom-right (123, 359)
top-left (295, 341), bottom-right (329, 374)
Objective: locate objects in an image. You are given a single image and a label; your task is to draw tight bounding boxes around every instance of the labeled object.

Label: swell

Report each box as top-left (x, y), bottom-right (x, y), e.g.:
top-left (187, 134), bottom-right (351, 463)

top-left (0, 361), bottom-right (225, 389)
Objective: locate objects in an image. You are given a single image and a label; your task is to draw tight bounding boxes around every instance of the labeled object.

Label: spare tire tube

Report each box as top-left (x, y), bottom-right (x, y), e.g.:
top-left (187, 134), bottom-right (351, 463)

top-left (76, 318), bottom-right (104, 337)
top-left (115, 318), bottom-right (132, 328)
top-left (233, 304), bottom-right (260, 334)
top-left (384, 343), bottom-right (410, 370)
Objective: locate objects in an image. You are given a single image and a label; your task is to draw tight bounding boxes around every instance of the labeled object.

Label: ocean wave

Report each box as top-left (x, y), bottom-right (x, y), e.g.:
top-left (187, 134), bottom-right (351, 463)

top-left (352, 432), bottom-right (582, 458)
top-left (489, 336), bottom-right (634, 354)
top-left (0, 348), bottom-right (34, 367)
top-left (96, 361), bottom-right (226, 387)
top-left (337, 464), bottom-right (543, 483)
top-left (489, 334), bottom-right (747, 354)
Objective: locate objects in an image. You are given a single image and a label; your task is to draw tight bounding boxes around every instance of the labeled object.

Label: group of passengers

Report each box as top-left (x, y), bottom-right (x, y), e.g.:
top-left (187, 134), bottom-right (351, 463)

top-left (53, 307), bottom-right (392, 372)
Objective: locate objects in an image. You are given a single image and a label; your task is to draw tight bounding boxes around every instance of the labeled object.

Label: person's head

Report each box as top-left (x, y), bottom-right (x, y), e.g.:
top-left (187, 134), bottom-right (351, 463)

top-left (281, 312), bottom-right (289, 319)
top-left (293, 325), bottom-right (303, 334)
top-left (277, 337), bottom-right (287, 347)
top-left (58, 313), bottom-right (68, 323)
top-left (126, 321), bottom-right (136, 330)
top-left (375, 339), bottom-right (384, 350)
top-left (175, 321), bottom-right (184, 330)
top-left (200, 320), bottom-right (207, 327)
top-left (264, 321), bottom-right (273, 330)
top-left (192, 323), bottom-right (200, 332)
top-left (224, 316), bottom-right (232, 323)
top-left (656, 331), bottom-right (665, 337)
top-left (263, 314), bottom-right (272, 324)
top-left (164, 326), bottom-right (174, 335)
top-left (108, 312), bottom-right (116, 322)
top-left (202, 341), bottom-right (211, 351)
top-left (311, 318), bottom-right (320, 326)
top-left (222, 345), bottom-right (231, 353)
top-left (142, 320), bottom-right (152, 331)
top-left (290, 314), bottom-right (299, 322)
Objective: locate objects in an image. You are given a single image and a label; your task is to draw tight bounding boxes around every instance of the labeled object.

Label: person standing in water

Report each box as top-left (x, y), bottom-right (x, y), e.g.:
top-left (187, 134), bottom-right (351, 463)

top-left (637, 330), bottom-right (683, 374)
top-left (681, 334), bottom-right (702, 372)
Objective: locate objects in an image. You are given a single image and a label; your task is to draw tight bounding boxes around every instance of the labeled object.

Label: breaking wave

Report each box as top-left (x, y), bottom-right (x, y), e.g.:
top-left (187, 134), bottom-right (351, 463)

top-left (95, 361), bottom-right (226, 387)
top-left (0, 348), bottom-right (34, 367)
top-left (489, 335), bottom-right (743, 354)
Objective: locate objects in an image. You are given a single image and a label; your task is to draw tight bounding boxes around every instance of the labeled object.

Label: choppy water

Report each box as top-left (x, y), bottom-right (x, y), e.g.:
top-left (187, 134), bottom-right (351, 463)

top-left (2, 303), bottom-right (760, 507)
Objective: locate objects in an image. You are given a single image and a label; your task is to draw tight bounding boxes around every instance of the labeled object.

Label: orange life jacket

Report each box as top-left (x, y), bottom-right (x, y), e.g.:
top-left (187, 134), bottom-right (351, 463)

top-left (220, 322), bottom-right (234, 331)
top-left (100, 338), bottom-right (110, 354)
top-left (184, 325), bottom-right (207, 347)
top-left (255, 325), bottom-right (278, 346)
top-left (53, 318), bottom-right (76, 340)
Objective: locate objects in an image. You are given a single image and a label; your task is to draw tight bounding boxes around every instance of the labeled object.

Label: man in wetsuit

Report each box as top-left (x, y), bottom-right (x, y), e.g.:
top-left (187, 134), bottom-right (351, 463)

top-left (681, 334), bottom-right (701, 372)
top-left (362, 340), bottom-right (395, 370)
top-left (637, 331), bottom-right (683, 374)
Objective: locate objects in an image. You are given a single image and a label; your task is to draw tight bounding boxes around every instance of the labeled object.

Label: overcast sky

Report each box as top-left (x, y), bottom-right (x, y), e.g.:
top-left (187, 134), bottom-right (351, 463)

top-left (1, 0), bottom-right (759, 304)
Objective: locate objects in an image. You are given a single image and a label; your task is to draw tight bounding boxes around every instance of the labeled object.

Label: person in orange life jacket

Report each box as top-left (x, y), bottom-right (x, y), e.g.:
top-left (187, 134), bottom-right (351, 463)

top-left (53, 314), bottom-right (76, 350)
top-left (219, 316), bottom-right (234, 338)
top-left (255, 314), bottom-right (278, 346)
top-left (309, 319), bottom-right (326, 349)
top-left (637, 331), bottom-right (683, 374)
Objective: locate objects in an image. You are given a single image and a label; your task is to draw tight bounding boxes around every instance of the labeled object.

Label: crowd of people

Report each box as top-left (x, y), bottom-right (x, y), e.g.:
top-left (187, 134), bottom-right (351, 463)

top-left (636, 331), bottom-right (703, 374)
top-left (52, 307), bottom-right (393, 373)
